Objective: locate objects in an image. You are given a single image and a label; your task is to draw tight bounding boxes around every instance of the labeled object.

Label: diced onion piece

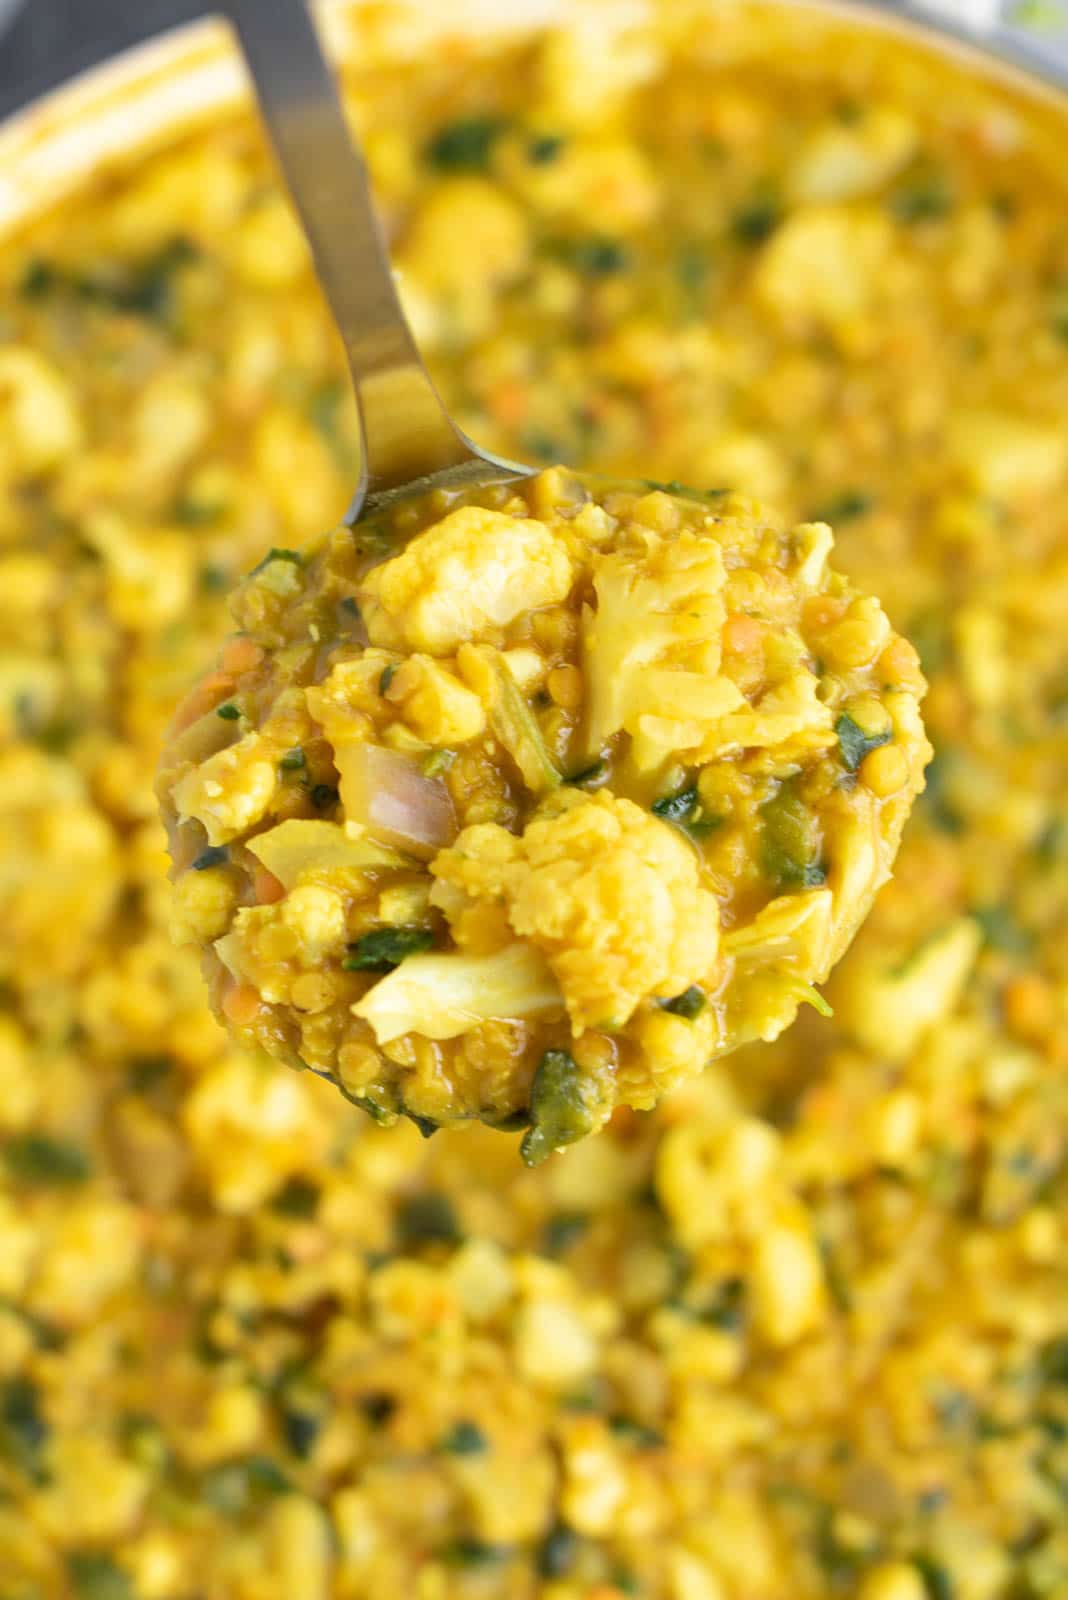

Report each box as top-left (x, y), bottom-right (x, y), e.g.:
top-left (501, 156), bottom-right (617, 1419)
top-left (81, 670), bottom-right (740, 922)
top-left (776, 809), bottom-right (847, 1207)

top-left (246, 818), bottom-right (405, 890)
top-left (335, 742), bottom-right (456, 859)
top-left (353, 942), bottom-right (563, 1043)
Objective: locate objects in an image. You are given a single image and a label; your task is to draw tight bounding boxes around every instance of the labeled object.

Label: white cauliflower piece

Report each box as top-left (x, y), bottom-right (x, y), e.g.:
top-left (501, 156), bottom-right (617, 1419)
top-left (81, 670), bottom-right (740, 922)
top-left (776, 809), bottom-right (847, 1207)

top-left (788, 107), bottom-right (917, 203)
top-left (754, 205), bottom-right (892, 330)
top-left (696, 671), bottom-right (834, 762)
top-left (172, 732), bottom-right (278, 845)
top-left (280, 884), bottom-right (348, 962)
top-left (431, 792), bottom-right (721, 1033)
top-left (946, 408), bottom-right (1067, 501)
top-left (386, 654), bottom-right (486, 745)
top-left (352, 942), bottom-right (562, 1044)
top-left (581, 531), bottom-right (729, 756)
top-left (358, 505), bottom-right (574, 656)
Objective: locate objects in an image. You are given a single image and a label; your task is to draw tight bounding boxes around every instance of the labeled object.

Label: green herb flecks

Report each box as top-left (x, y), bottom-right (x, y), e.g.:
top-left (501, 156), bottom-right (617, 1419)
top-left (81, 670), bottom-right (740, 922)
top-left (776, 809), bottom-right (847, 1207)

top-left (520, 1049), bottom-right (599, 1167)
top-left (4, 1134), bottom-right (91, 1187)
top-left (972, 902), bottom-right (1033, 957)
top-left (890, 166), bottom-right (954, 223)
top-left (425, 116), bottom-right (508, 173)
top-left (281, 1407), bottom-right (321, 1459)
top-left (657, 985), bottom-right (706, 1020)
top-left (564, 758), bottom-right (609, 788)
top-left (378, 664), bottom-right (396, 695)
top-left (836, 711), bottom-right (892, 774)
top-left (216, 701), bottom-right (241, 721)
top-left (343, 926), bottom-right (434, 972)
top-left (279, 747), bottom-right (306, 772)
top-left (760, 776), bottom-right (826, 890)
top-left (542, 1211), bottom-right (590, 1255)
top-left (21, 236), bottom-right (199, 328)
top-left (201, 1454), bottom-right (291, 1514)
top-left (544, 235), bottom-right (631, 276)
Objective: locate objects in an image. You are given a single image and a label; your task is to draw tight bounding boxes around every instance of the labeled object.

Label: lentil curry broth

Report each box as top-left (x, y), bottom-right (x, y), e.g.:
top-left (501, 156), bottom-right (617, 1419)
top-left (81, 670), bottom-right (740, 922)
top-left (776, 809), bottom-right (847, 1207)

top-left (1, 4), bottom-right (1067, 1596)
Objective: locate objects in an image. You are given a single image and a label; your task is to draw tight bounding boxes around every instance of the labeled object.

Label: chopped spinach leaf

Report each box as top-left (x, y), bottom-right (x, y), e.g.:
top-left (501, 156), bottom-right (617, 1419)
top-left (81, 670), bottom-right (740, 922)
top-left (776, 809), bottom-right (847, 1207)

top-left (528, 133), bottom-right (566, 164)
top-left (216, 701), bottom-right (241, 721)
top-left (438, 1419), bottom-right (488, 1455)
top-left (270, 1176), bottom-right (320, 1218)
top-left (520, 1049), bottom-right (598, 1167)
top-left (651, 784), bottom-right (721, 840)
top-left (425, 116), bottom-right (507, 173)
top-left (811, 489), bottom-right (876, 525)
top-left (4, 1134), bottom-right (90, 1186)
top-left (538, 1525), bottom-right (579, 1578)
top-left (657, 985), bottom-right (706, 1020)
top-left (891, 169), bottom-right (953, 222)
top-left (912, 1555), bottom-right (955, 1600)
top-left (343, 926), bottom-right (434, 972)
top-left (972, 902), bottom-right (1032, 956)
top-left (732, 195), bottom-right (782, 244)
top-left (836, 711), bottom-right (892, 773)
top-left (281, 1407), bottom-right (321, 1459)
top-left (396, 1190), bottom-right (461, 1248)
top-left (1, 1376), bottom-right (49, 1477)
top-left (192, 845), bottom-right (229, 871)
top-left (564, 758), bottom-right (608, 787)
top-left (201, 1454), bottom-right (291, 1513)
top-left (359, 1391), bottom-right (397, 1425)
top-left (66, 1552), bottom-right (134, 1600)
top-left (543, 1210), bottom-right (590, 1255)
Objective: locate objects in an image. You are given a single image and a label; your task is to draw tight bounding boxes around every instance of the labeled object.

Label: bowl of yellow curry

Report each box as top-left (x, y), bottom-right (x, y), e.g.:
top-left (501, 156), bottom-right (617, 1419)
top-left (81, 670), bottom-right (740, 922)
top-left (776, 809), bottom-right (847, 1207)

top-left (2, 3), bottom-right (1068, 1598)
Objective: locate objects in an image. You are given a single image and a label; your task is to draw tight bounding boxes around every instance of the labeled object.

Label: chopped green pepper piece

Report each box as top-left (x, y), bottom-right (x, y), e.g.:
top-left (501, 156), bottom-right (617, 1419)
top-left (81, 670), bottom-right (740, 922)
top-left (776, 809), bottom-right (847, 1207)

top-left (216, 701), bottom-right (241, 721)
top-left (192, 845), bottom-right (229, 871)
top-left (657, 985), bottom-right (706, 1020)
top-left (438, 1419), bottom-right (488, 1455)
top-left (836, 711), bottom-right (891, 773)
top-left (760, 776), bottom-right (826, 889)
top-left (343, 926), bottom-right (434, 972)
top-left (520, 1049), bottom-right (599, 1167)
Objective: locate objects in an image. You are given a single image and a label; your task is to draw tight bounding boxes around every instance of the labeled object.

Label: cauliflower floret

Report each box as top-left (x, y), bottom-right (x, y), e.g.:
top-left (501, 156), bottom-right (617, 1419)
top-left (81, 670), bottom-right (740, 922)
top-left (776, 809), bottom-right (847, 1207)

top-left (169, 864), bottom-right (240, 946)
top-left (172, 732), bottom-right (278, 845)
top-left (358, 506), bottom-right (574, 656)
top-left (788, 107), bottom-right (917, 203)
top-left (753, 205), bottom-right (893, 331)
top-left (582, 529), bottom-right (729, 756)
top-left (432, 792), bottom-right (721, 1032)
top-left (304, 650), bottom-right (396, 746)
top-left (385, 654), bottom-right (486, 745)
top-left (280, 884), bottom-right (348, 961)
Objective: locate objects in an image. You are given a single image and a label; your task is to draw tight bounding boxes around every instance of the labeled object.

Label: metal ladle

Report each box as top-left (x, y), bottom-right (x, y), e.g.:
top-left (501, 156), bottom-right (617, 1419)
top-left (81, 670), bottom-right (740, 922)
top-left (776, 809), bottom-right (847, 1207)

top-left (222, 0), bottom-right (530, 522)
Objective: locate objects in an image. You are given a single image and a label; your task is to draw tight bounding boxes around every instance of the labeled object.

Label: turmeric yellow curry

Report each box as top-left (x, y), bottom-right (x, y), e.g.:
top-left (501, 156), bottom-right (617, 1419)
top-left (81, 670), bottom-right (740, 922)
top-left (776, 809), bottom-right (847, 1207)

top-left (2, 5), bottom-right (1068, 1597)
